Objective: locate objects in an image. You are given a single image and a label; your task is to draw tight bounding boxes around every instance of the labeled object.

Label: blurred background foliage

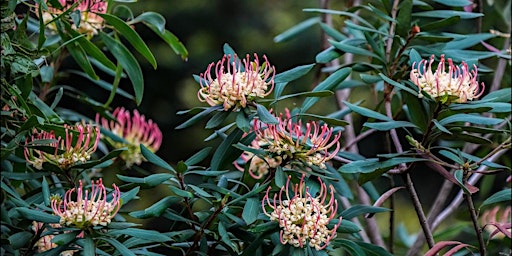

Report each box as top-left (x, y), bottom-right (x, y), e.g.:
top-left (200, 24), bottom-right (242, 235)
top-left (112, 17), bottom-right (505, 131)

top-left (56, 0), bottom-right (510, 239)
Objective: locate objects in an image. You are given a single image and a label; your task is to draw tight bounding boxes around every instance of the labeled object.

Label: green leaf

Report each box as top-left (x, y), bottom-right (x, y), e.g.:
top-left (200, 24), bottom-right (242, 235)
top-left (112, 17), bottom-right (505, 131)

top-left (218, 221), bottom-right (237, 252)
top-left (379, 73), bottom-right (418, 96)
top-left (481, 88), bottom-right (511, 102)
top-left (316, 47), bottom-right (342, 64)
top-left (337, 239), bottom-right (366, 256)
top-left (61, 34), bottom-right (99, 80)
top-left (355, 241), bottom-right (393, 256)
top-left (433, 0), bottom-right (471, 7)
top-left (302, 67), bottom-right (351, 112)
top-left (175, 106), bottom-right (223, 129)
top-left (444, 33), bottom-right (496, 50)
top-left (211, 128), bottom-right (246, 171)
top-left (329, 39), bottom-right (383, 61)
top-left (256, 104), bottom-right (278, 124)
top-left (120, 186), bottom-right (140, 205)
top-left (344, 101), bottom-right (391, 121)
top-left (403, 92), bottom-right (428, 132)
top-left (52, 232), bottom-right (79, 246)
top-left (130, 12), bottom-right (166, 33)
top-left (271, 90), bottom-right (334, 104)
top-left (100, 237), bottom-right (136, 256)
top-left (16, 207), bottom-right (60, 223)
top-left (29, 92), bottom-right (63, 123)
top-left (236, 110), bottom-right (252, 132)
top-left (129, 196), bottom-right (181, 218)
top-left (438, 150), bottom-right (464, 165)
top-left (422, 16), bottom-right (461, 31)
top-left (480, 189), bottom-right (511, 208)
top-left (99, 13), bottom-right (157, 69)
top-left (100, 32), bottom-right (144, 105)
top-left (140, 144), bottom-right (175, 172)
top-left (320, 22), bottom-right (347, 41)
top-left (364, 121), bottom-right (418, 131)
top-left (439, 114), bottom-right (503, 126)
top-left (185, 147), bottom-right (212, 166)
top-left (108, 228), bottom-right (171, 242)
top-left (8, 231), bottom-right (33, 250)
top-left (433, 119), bottom-right (452, 134)
top-left (413, 10), bottom-right (484, 19)
top-left (337, 219), bottom-right (361, 233)
top-left (453, 170), bottom-right (470, 194)
top-left (274, 17), bottom-right (320, 43)
top-left (205, 111), bottom-right (230, 129)
top-left (395, 0), bottom-right (412, 38)
top-left (450, 102), bottom-right (511, 113)
top-left (340, 157), bottom-right (427, 174)
top-left (274, 63), bottom-right (315, 84)
top-left (169, 185), bottom-right (194, 198)
top-left (42, 177), bottom-right (50, 206)
top-left (117, 173), bottom-right (172, 187)
top-left (341, 204), bottom-right (390, 219)
top-left (242, 197), bottom-right (260, 225)
top-left (82, 236), bottom-right (95, 256)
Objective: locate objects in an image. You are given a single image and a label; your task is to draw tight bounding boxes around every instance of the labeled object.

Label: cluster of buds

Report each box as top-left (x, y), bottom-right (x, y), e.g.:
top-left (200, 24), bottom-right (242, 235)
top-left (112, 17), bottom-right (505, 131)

top-left (263, 175), bottom-right (342, 250)
top-left (32, 222), bottom-right (77, 255)
top-left (97, 107), bottom-right (162, 167)
top-left (51, 179), bottom-right (121, 228)
top-left (480, 205), bottom-right (511, 239)
top-left (24, 123), bottom-right (100, 170)
top-left (197, 54), bottom-right (275, 111)
top-left (237, 109), bottom-right (341, 179)
top-left (410, 54), bottom-right (485, 104)
top-left (36, 0), bottom-right (108, 38)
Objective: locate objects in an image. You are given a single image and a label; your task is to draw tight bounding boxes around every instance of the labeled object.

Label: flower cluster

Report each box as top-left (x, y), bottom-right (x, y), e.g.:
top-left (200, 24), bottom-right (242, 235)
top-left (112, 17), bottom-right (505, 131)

top-left (197, 54), bottom-right (275, 111)
top-left (24, 123), bottom-right (100, 170)
top-left (32, 222), bottom-right (77, 255)
top-left (97, 107), bottom-right (162, 167)
top-left (36, 0), bottom-right (107, 38)
top-left (51, 179), bottom-right (121, 228)
top-left (410, 54), bottom-right (485, 104)
top-left (237, 109), bottom-right (341, 179)
top-left (480, 205), bottom-right (511, 239)
top-left (263, 175), bottom-right (342, 250)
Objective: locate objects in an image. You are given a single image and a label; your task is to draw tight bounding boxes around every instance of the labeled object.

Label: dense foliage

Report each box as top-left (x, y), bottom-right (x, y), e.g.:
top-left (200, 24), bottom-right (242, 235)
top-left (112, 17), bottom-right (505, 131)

top-left (1, 0), bottom-right (510, 255)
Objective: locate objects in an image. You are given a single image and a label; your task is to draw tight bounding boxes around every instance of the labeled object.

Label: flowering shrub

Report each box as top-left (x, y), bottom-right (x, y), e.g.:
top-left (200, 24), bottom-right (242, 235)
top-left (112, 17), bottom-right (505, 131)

top-left (1, 0), bottom-right (510, 255)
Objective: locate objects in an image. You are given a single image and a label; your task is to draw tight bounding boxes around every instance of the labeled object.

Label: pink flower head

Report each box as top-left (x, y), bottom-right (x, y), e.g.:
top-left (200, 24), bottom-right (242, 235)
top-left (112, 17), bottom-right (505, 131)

top-left (97, 107), bottom-right (162, 167)
top-left (51, 179), bottom-right (121, 228)
top-left (24, 123), bottom-right (100, 170)
top-left (32, 221), bottom-right (78, 255)
top-left (237, 109), bottom-right (341, 179)
top-left (36, 0), bottom-right (108, 38)
top-left (262, 175), bottom-right (342, 250)
top-left (480, 205), bottom-right (511, 239)
top-left (410, 54), bottom-right (485, 104)
top-left (198, 54), bottom-right (275, 111)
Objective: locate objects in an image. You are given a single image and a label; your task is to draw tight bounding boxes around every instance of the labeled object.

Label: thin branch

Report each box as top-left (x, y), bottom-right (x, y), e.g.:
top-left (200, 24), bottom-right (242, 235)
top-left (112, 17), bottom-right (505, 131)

top-left (464, 192), bottom-right (487, 256)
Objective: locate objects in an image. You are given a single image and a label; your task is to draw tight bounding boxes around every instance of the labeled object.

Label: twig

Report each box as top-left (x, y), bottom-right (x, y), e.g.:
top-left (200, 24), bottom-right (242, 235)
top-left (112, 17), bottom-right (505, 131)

top-left (402, 172), bottom-right (435, 248)
top-left (464, 192), bottom-right (486, 255)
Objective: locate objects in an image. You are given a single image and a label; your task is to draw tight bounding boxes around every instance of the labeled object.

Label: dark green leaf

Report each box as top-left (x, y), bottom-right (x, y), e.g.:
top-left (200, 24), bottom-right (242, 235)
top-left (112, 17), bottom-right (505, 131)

top-left (433, 119), bottom-right (452, 134)
top-left (329, 39), bottom-right (382, 61)
top-left (316, 46), bottom-right (342, 64)
top-left (8, 231), bottom-right (32, 250)
top-left (109, 228), bottom-right (171, 242)
top-left (236, 110), bottom-right (251, 132)
top-left (302, 67), bottom-right (351, 111)
top-left (129, 196), bottom-right (181, 218)
top-left (344, 101), bottom-right (391, 121)
top-left (205, 111), bottom-right (230, 129)
top-left (185, 147), bottom-right (212, 166)
top-left (480, 189), bottom-right (511, 208)
top-left (242, 197), bottom-right (260, 225)
top-left (481, 88), bottom-right (511, 102)
top-left (141, 144), bottom-right (175, 172)
top-left (439, 114), bottom-right (503, 126)
top-left (272, 90), bottom-right (334, 104)
top-left (100, 32), bottom-right (144, 105)
top-left (337, 219), bottom-right (361, 233)
top-left (274, 63), bottom-right (315, 84)
top-left (341, 204), bottom-right (390, 219)
top-left (274, 17), bottom-right (320, 43)
top-left (211, 128), bottom-right (246, 171)
top-left (454, 169), bottom-right (470, 194)
top-left (117, 173), bottom-right (172, 187)
top-left (169, 185), bottom-right (194, 198)
top-left (51, 232), bottom-right (79, 246)
top-left (130, 12), bottom-right (166, 33)
top-left (82, 236), bottom-right (95, 256)
top-left (379, 73), bottom-right (418, 96)
top-left (396, 0), bottom-right (412, 38)
top-left (42, 177), bottom-right (50, 206)
top-left (433, 0), bottom-right (472, 7)
top-left (16, 207), bottom-right (60, 223)
top-left (355, 241), bottom-right (393, 256)
top-left (120, 186), bottom-right (140, 204)
top-left (256, 104), bottom-right (278, 124)
top-left (413, 10), bottom-right (484, 19)
top-left (421, 16), bottom-right (461, 31)
top-left (439, 150), bottom-right (464, 165)
top-left (336, 239), bottom-right (365, 256)
top-left (364, 121), bottom-right (418, 131)
top-left (175, 105), bottom-right (223, 129)
top-left (100, 237), bottom-right (136, 256)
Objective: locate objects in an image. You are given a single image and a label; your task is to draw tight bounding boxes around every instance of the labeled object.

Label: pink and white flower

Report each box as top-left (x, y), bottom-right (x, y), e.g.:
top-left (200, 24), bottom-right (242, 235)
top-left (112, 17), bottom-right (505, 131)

top-left (237, 109), bottom-right (341, 179)
top-left (36, 0), bottom-right (108, 37)
top-left (263, 175), bottom-right (342, 250)
top-left (97, 107), bottom-right (162, 167)
top-left (480, 205), bottom-right (511, 239)
top-left (198, 54), bottom-right (275, 111)
top-left (32, 222), bottom-right (78, 255)
top-left (410, 54), bottom-right (485, 104)
top-left (24, 123), bottom-right (100, 170)
top-left (51, 179), bottom-right (121, 228)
